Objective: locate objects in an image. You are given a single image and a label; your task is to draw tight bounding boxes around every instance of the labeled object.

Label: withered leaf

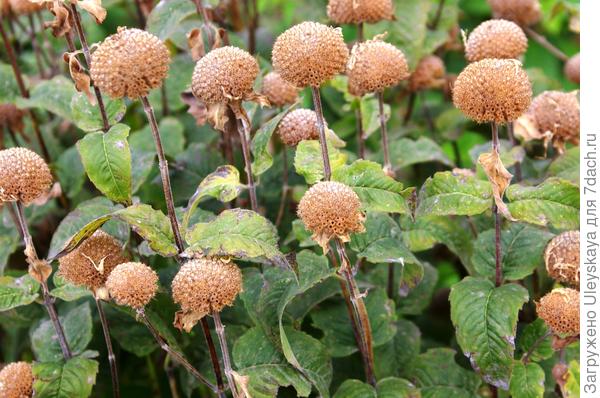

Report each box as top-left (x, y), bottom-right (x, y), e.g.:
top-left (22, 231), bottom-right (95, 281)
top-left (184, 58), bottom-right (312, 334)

top-left (187, 28), bottom-right (205, 61)
top-left (478, 148), bottom-right (515, 220)
top-left (63, 52), bottom-right (95, 105)
top-left (73, 0), bottom-right (107, 24)
top-left (44, 1), bottom-right (71, 38)
top-left (181, 91), bottom-right (208, 126)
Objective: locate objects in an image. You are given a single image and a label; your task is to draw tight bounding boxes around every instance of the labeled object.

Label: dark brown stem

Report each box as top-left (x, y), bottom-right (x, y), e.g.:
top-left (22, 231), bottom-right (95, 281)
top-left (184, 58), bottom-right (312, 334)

top-left (506, 122), bottom-right (522, 182)
top-left (492, 123), bottom-right (502, 287)
top-left (377, 91), bottom-right (393, 175)
top-left (355, 103), bottom-right (366, 159)
top-left (247, 0), bottom-right (258, 54)
top-left (490, 385), bottom-right (498, 398)
top-left (95, 297), bottom-right (120, 398)
top-left (201, 318), bottom-right (226, 395)
top-left (133, 0), bottom-right (147, 27)
top-left (26, 14), bottom-right (48, 78)
top-left (275, 147), bottom-right (289, 227)
top-left (524, 27), bottom-right (568, 62)
top-left (213, 312), bottom-right (240, 398)
top-left (231, 104), bottom-right (259, 212)
top-left (357, 22), bottom-right (364, 42)
top-left (429, 0), bottom-right (446, 30)
top-left (420, 91), bottom-right (436, 135)
top-left (522, 330), bottom-right (552, 364)
top-left (386, 264), bottom-right (394, 299)
top-left (161, 84), bottom-right (170, 117)
top-left (311, 86), bottom-right (332, 180)
top-left (403, 92), bottom-right (416, 125)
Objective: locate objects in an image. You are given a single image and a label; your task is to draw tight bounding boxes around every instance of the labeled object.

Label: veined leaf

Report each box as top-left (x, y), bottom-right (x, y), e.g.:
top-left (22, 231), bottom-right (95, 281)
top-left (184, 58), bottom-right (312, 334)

top-left (333, 377), bottom-right (420, 398)
top-left (294, 140), bottom-right (347, 184)
top-left (509, 362), bottom-right (545, 398)
top-left (0, 63), bottom-right (20, 102)
top-left (391, 137), bottom-right (454, 170)
top-left (0, 275), bottom-right (39, 311)
top-left (548, 147), bottom-right (579, 182)
top-left (33, 357), bottom-right (99, 398)
top-left (15, 76), bottom-right (76, 121)
top-left (70, 93), bottom-right (126, 132)
top-left (252, 103), bottom-right (297, 176)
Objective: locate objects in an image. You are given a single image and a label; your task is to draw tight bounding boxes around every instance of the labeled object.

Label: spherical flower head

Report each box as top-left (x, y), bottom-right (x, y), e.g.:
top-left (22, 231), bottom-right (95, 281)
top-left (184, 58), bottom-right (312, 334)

top-left (564, 53), bottom-right (580, 84)
top-left (488, 0), bottom-right (541, 27)
top-left (0, 147), bottom-right (52, 204)
top-left (465, 19), bottom-right (528, 63)
top-left (409, 55), bottom-right (446, 92)
top-left (0, 361), bottom-right (33, 398)
top-left (192, 46), bottom-right (259, 105)
top-left (536, 288), bottom-right (579, 336)
top-left (346, 39), bottom-right (409, 97)
top-left (297, 181), bottom-right (365, 251)
top-left (272, 21), bottom-right (349, 88)
top-left (90, 27), bottom-right (170, 99)
top-left (530, 91), bottom-right (579, 146)
top-left (106, 262), bottom-right (158, 309)
top-left (545, 231), bottom-right (579, 287)
top-left (0, 103), bottom-right (25, 131)
top-left (261, 72), bottom-right (299, 107)
top-left (327, 0), bottom-right (394, 24)
top-left (277, 109), bottom-right (321, 146)
top-left (58, 230), bottom-right (128, 292)
top-left (8, 0), bottom-right (42, 15)
top-left (453, 58), bottom-right (532, 124)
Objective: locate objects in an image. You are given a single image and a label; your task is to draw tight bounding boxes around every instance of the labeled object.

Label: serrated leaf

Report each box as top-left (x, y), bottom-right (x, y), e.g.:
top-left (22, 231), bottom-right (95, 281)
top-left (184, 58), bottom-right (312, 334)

top-left (334, 377), bottom-right (420, 398)
top-left (509, 362), bottom-right (545, 398)
top-left (549, 147), bottom-right (579, 182)
top-left (294, 140), bottom-right (347, 184)
top-left (517, 319), bottom-right (553, 363)
top-left (252, 103), bottom-right (296, 176)
top-left (397, 262), bottom-right (438, 316)
top-left (390, 137), bottom-right (454, 170)
top-left (0, 275), bottom-right (39, 311)
top-left (15, 76), bottom-right (76, 120)
top-left (33, 357), bottom-right (99, 398)
top-left (70, 92), bottom-right (126, 132)
top-left (50, 274), bottom-right (90, 302)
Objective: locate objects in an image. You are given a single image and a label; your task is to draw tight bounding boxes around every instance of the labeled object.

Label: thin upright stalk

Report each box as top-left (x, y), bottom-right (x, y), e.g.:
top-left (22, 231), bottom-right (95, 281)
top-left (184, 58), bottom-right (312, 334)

top-left (232, 107), bottom-right (259, 212)
top-left (275, 147), bottom-right (289, 227)
top-left (522, 330), bottom-right (552, 364)
top-left (355, 104), bottom-right (366, 159)
top-left (94, 297), bottom-right (120, 398)
top-left (134, 0), bottom-right (147, 27)
top-left (403, 92), bottom-right (416, 125)
top-left (386, 264), bottom-right (395, 299)
top-left (377, 91), bottom-right (393, 176)
top-left (201, 318), bottom-right (226, 395)
top-left (247, 0), bottom-right (258, 54)
top-left (524, 27), bottom-right (568, 62)
top-left (213, 312), bottom-right (240, 398)
top-left (26, 14), bottom-right (48, 78)
top-left (491, 123), bottom-right (502, 287)
top-left (430, 0), bottom-right (446, 30)
top-left (506, 122), bottom-right (522, 181)
top-left (311, 86), bottom-right (332, 180)
top-left (164, 357), bottom-right (181, 398)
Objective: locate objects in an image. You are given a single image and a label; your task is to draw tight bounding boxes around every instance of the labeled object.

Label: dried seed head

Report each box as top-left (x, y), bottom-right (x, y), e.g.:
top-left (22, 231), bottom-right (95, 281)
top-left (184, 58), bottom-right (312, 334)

top-left (409, 55), bottom-right (446, 92)
top-left (0, 0), bottom-right (11, 16)
top-left (261, 72), bottom-right (299, 107)
top-left (530, 91), bottom-right (579, 145)
top-left (297, 181), bottom-right (365, 250)
top-left (106, 262), bottom-right (158, 309)
top-left (90, 27), bottom-right (170, 99)
top-left (545, 231), bottom-right (580, 287)
top-left (327, 0), bottom-right (394, 24)
top-left (272, 21), bottom-right (349, 88)
top-left (453, 58), bottom-right (532, 124)
top-left (172, 258), bottom-right (243, 318)
top-left (58, 230), bottom-right (128, 292)
top-left (564, 53), bottom-right (580, 84)
top-left (0, 103), bottom-right (25, 132)
top-left (488, 0), bottom-right (541, 26)
top-left (8, 0), bottom-right (42, 15)
top-left (346, 39), bottom-right (409, 97)
top-left (465, 19), bottom-right (528, 63)
top-left (0, 147), bottom-right (52, 204)
top-left (0, 361), bottom-right (33, 398)
top-left (536, 288), bottom-right (580, 336)
top-left (277, 109), bottom-right (321, 146)
top-left (192, 46), bottom-right (259, 105)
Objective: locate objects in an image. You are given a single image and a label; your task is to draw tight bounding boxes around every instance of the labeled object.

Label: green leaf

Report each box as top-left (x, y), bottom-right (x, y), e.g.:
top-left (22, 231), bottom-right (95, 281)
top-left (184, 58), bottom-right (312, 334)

top-left (15, 76), bottom-right (76, 120)
top-left (0, 63), bottom-right (20, 102)
top-left (185, 208), bottom-right (285, 266)
top-left (449, 277), bottom-right (529, 389)
top-left (509, 362), bottom-right (545, 398)
top-left (334, 378), bottom-right (420, 398)
top-left (0, 275), bottom-right (39, 311)
top-left (50, 274), bottom-right (91, 302)
top-left (360, 96), bottom-right (390, 139)
top-left (506, 178), bottom-right (580, 230)
top-left (548, 147), bottom-right (579, 182)
top-left (294, 140), bottom-right (347, 184)
top-left (251, 104), bottom-right (296, 176)
top-left (472, 224), bottom-right (554, 280)
top-left (0, 217), bottom-right (20, 275)
top-left (55, 146), bottom-right (85, 199)
top-left (390, 137), bottom-right (454, 170)
top-left (333, 160), bottom-right (411, 214)
top-left (33, 357), bottom-right (99, 398)
top-left (516, 319), bottom-right (553, 363)
top-left (148, 54), bottom-right (195, 112)
top-left (564, 360), bottom-right (580, 398)
top-left (374, 319), bottom-right (421, 379)
top-left (131, 149), bottom-right (156, 194)
top-left (147, 0), bottom-right (196, 42)
top-left (129, 116), bottom-right (185, 158)
top-left (397, 263), bottom-right (438, 315)
top-left (77, 124), bottom-right (132, 205)
top-left (70, 93), bottom-right (126, 132)
top-left (416, 171), bottom-right (492, 217)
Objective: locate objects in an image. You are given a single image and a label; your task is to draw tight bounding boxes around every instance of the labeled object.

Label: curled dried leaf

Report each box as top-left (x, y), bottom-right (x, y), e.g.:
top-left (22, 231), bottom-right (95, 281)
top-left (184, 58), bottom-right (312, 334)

top-left (28, 259), bottom-right (52, 283)
top-left (181, 91), bottom-right (208, 126)
top-left (478, 149), bottom-right (514, 220)
top-left (187, 28), bottom-right (205, 61)
top-left (31, 182), bottom-right (62, 206)
top-left (231, 371), bottom-right (251, 398)
top-left (44, 0), bottom-right (71, 37)
top-left (73, 0), bottom-right (106, 23)
top-left (173, 310), bottom-right (203, 333)
top-left (63, 52), bottom-right (95, 105)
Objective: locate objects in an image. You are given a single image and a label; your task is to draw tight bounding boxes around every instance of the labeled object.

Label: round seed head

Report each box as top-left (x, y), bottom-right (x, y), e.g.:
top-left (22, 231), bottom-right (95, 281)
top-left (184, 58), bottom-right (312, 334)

top-left (90, 27), bottom-right (170, 99)
top-left (488, 0), bottom-right (541, 26)
top-left (409, 55), bottom-right (446, 92)
top-left (0, 0), bottom-right (11, 16)
top-left (106, 262), bottom-right (158, 309)
top-left (545, 231), bottom-right (579, 287)
top-left (346, 39), bottom-right (409, 96)
top-left (452, 58), bottom-right (532, 124)
top-left (327, 0), bottom-right (394, 24)
top-left (261, 72), bottom-right (299, 107)
top-left (58, 230), bottom-right (128, 292)
top-left (0, 147), bottom-right (52, 204)
top-left (465, 19), bottom-right (528, 63)
top-left (530, 91), bottom-right (579, 145)
top-left (0, 103), bottom-right (25, 132)
top-left (297, 181), bottom-right (365, 250)
top-left (564, 53), bottom-right (580, 84)
top-left (0, 361), bottom-right (33, 398)
top-left (277, 109), bottom-right (321, 146)
top-left (192, 46), bottom-right (259, 105)
top-left (272, 21), bottom-right (349, 88)
top-left (536, 288), bottom-right (580, 336)
top-left (8, 0), bottom-right (42, 15)
top-left (172, 258), bottom-right (243, 318)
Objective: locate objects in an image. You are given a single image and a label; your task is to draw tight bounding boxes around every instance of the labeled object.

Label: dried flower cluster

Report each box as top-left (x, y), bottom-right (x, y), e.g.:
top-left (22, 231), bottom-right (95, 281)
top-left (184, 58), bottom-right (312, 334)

top-left (536, 288), bottom-right (580, 336)
top-left (261, 72), bottom-right (299, 107)
top-left (529, 90), bottom-right (580, 146)
top-left (0, 147), bottom-right (52, 204)
top-left (327, 0), bottom-right (394, 24)
top-left (465, 19), bottom-right (528, 62)
top-left (7, 0), bottom-right (42, 15)
top-left (545, 231), bottom-right (580, 287)
top-left (409, 55), bottom-right (446, 92)
top-left (106, 262), bottom-right (158, 309)
top-left (91, 27), bottom-right (170, 99)
top-left (488, 0), bottom-right (541, 27)
top-left (277, 108), bottom-right (321, 146)
top-left (564, 53), bottom-right (580, 84)
top-left (0, 103), bottom-right (25, 132)
top-left (0, 361), bottom-right (33, 398)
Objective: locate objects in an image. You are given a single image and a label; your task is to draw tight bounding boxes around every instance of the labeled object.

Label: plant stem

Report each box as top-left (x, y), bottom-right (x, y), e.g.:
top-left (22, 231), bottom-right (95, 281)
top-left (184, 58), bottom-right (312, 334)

top-left (200, 318), bottom-right (226, 396)
top-left (377, 91), bottom-right (393, 176)
top-left (133, 0), bottom-right (147, 27)
top-left (163, 356), bottom-right (181, 398)
top-left (522, 330), bottom-right (552, 364)
top-left (429, 0), bottom-right (446, 30)
top-left (386, 264), bottom-right (394, 299)
top-left (357, 22), bottom-right (364, 42)
top-left (213, 312), bottom-right (240, 398)
top-left (311, 86), bottom-right (332, 180)
top-left (403, 92), bottom-right (416, 125)
top-left (247, 0), bottom-right (258, 54)
top-left (231, 104), bottom-right (259, 212)
top-left (26, 14), bottom-right (49, 78)
top-left (491, 122), bottom-right (502, 287)
top-left (506, 122), bottom-right (522, 181)
top-left (94, 297), bottom-right (120, 398)
top-left (524, 27), bottom-right (568, 62)
top-left (140, 96), bottom-right (186, 253)
top-left (275, 147), bottom-right (289, 227)
top-left (355, 103), bottom-right (366, 159)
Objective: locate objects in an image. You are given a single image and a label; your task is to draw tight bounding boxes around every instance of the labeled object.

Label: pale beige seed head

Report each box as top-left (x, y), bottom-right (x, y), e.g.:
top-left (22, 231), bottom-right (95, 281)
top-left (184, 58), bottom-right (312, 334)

top-left (58, 230), bottom-right (128, 292)
top-left (327, 0), bottom-right (394, 24)
top-left (409, 55), bottom-right (446, 92)
top-left (536, 288), bottom-right (580, 336)
top-left (453, 58), bottom-right (532, 124)
top-left (192, 46), bottom-right (259, 105)
top-left (346, 39), bottom-right (409, 97)
top-left (0, 147), bottom-right (52, 204)
top-left (0, 361), bottom-right (33, 398)
top-left (545, 231), bottom-right (579, 287)
top-left (272, 21), bottom-right (349, 88)
top-left (172, 258), bottom-right (243, 318)
top-left (106, 262), bottom-right (158, 309)
top-left (564, 53), bottom-right (580, 84)
top-left (261, 72), bottom-right (299, 107)
top-left (8, 0), bottom-right (42, 15)
top-left (277, 109), bottom-right (321, 146)
top-left (90, 27), bottom-right (170, 99)
top-left (465, 19), bottom-right (528, 62)
top-left (488, 0), bottom-right (541, 27)
top-left (530, 91), bottom-right (579, 145)
top-left (0, 103), bottom-right (25, 132)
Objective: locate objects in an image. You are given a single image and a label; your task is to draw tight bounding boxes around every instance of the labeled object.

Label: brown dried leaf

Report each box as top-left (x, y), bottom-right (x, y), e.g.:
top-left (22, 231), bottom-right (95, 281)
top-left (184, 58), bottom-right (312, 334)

top-left (73, 0), bottom-right (106, 24)
top-left (44, 1), bottom-right (71, 37)
top-left (478, 149), bottom-right (514, 220)
top-left (173, 310), bottom-right (203, 333)
top-left (31, 182), bottom-right (62, 207)
top-left (231, 371), bottom-right (252, 398)
top-left (181, 91), bottom-right (208, 126)
top-left (187, 28), bottom-right (205, 61)
top-left (28, 259), bottom-right (52, 283)
top-left (207, 102), bottom-right (230, 132)
top-left (63, 52), bottom-right (95, 105)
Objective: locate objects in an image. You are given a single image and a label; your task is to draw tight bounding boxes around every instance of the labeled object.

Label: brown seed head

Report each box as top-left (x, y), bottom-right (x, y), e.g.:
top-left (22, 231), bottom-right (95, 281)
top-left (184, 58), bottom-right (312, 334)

top-left (0, 104), bottom-right (25, 132)
top-left (261, 72), bottom-right (299, 107)
top-left (327, 0), bottom-right (394, 24)
top-left (172, 258), bottom-right (243, 318)
top-left (488, 0), bottom-right (541, 26)
top-left (192, 46), bottom-right (259, 105)
top-left (0, 361), bottom-right (33, 398)
top-left (545, 231), bottom-right (580, 287)
top-left (409, 55), bottom-right (446, 92)
top-left (272, 22), bottom-right (349, 88)
top-left (530, 91), bottom-right (579, 145)
top-left (277, 109), bottom-right (321, 146)
top-left (0, 147), bottom-right (52, 204)
top-left (465, 19), bottom-right (528, 63)
top-left (564, 53), bottom-right (580, 84)
top-left (106, 262), bottom-right (158, 309)
top-left (0, 0), bottom-right (11, 16)
top-left (536, 288), bottom-right (580, 336)
top-left (8, 0), bottom-right (42, 15)
top-left (452, 58), bottom-right (532, 124)
top-left (58, 230), bottom-right (128, 292)
top-left (346, 39), bottom-right (409, 97)
top-left (90, 27), bottom-right (170, 99)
